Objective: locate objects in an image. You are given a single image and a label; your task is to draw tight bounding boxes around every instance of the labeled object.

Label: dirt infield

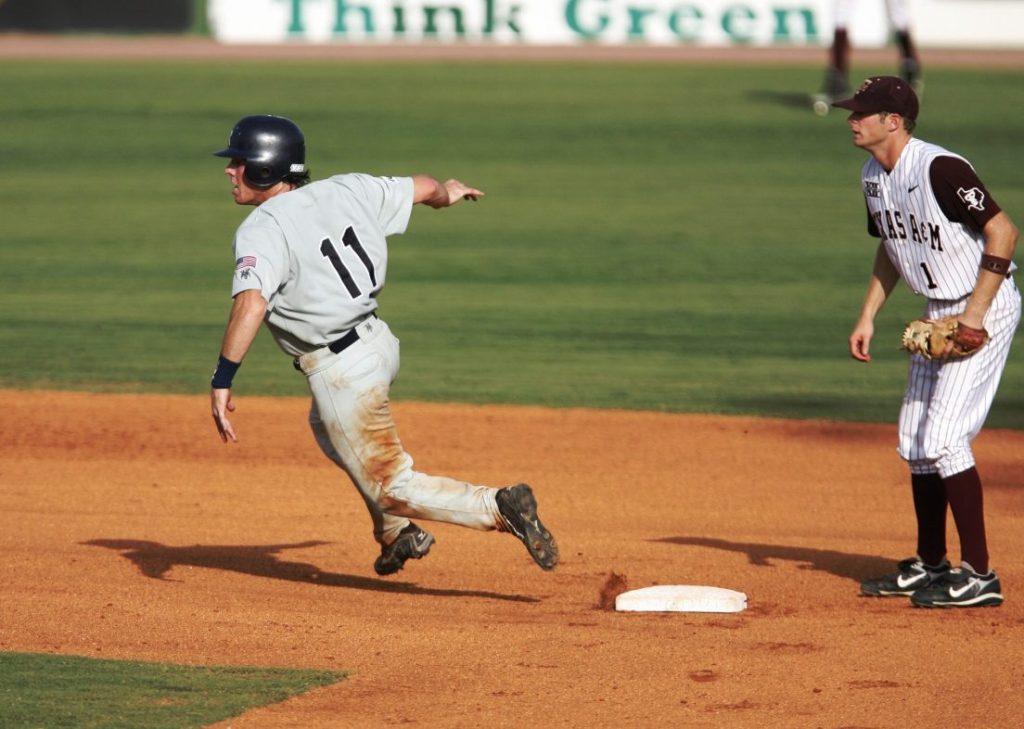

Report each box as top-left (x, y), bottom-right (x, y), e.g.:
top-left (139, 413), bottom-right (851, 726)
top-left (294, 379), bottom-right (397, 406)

top-left (2, 389), bottom-right (1024, 728)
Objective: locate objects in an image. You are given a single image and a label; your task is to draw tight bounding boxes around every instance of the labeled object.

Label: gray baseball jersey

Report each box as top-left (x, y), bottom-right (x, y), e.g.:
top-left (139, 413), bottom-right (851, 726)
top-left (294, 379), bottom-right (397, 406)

top-left (230, 173), bottom-right (414, 356)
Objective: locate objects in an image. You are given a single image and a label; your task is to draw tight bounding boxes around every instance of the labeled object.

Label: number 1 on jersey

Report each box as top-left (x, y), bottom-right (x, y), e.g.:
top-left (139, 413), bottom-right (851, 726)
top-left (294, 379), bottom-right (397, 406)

top-left (320, 226), bottom-right (377, 298)
top-left (920, 262), bottom-right (939, 290)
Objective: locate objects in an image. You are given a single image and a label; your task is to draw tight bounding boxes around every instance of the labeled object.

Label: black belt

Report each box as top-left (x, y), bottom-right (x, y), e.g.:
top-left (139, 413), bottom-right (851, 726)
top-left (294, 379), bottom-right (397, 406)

top-left (328, 328), bottom-right (360, 354)
top-left (327, 313), bottom-right (377, 354)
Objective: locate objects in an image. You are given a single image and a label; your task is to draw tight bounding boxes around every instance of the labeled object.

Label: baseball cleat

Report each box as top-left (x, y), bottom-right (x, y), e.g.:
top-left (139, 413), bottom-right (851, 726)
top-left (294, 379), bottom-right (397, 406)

top-left (860, 557), bottom-right (951, 597)
top-left (910, 564), bottom-right (1004, 608)
top-left (495, 483), bottom-right (559, 570)
top-left (374, 523), bottom-right (434, 576)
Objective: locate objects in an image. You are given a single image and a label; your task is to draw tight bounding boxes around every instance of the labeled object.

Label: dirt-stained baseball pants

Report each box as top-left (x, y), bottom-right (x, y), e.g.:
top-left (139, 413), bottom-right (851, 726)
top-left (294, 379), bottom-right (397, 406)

top-left (296, 316), bottom-right (504, 545)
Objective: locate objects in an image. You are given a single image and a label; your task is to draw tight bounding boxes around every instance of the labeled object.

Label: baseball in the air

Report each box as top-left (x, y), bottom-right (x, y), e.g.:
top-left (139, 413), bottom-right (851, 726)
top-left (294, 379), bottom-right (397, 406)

top-left (812, 99), bottom-right (830, 117)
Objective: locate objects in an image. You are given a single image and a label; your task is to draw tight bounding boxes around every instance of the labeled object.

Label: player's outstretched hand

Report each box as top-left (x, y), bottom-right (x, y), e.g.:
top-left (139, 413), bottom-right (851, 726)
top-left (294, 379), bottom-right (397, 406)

top-left (211, 388), bottom-right (238, 443)
top-left (443, 178), bottom-right (485, 204)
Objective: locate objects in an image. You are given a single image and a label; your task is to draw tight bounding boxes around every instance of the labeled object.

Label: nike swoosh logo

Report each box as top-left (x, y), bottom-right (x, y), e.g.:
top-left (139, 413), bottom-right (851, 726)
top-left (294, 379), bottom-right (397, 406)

top-left (896, 574), bottom-right (921, 589)
top-left (908, 185), bottom-right (920, 193)
top-left (949, 581), bottom-right (975, 599)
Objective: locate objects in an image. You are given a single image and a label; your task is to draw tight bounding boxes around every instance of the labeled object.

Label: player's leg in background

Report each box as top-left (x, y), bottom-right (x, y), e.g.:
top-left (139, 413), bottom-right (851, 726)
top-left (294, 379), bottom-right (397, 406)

top-left (886, 0), bottom-right (923, 94)
top-left (821, 0), bottom-right (853, 98)
top-left (812, 0), bottom-right (854, 114)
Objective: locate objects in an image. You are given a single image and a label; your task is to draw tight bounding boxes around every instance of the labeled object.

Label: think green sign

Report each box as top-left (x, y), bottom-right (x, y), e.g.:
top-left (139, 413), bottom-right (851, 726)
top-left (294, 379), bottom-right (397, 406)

top-left (273, 0), bottom-right (819, 43)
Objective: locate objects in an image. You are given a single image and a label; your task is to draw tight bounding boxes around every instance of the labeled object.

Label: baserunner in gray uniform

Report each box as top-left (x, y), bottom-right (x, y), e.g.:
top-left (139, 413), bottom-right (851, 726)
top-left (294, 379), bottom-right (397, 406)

top-left (208, 115), bottom-right (558, 577)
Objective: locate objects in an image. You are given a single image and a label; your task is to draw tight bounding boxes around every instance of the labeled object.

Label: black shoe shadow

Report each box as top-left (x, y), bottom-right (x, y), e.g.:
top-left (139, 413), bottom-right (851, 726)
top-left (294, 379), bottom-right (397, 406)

top-left (83, 538), bottom-right (538, 603)
top-left (654, 536), bottom-right (893, 582)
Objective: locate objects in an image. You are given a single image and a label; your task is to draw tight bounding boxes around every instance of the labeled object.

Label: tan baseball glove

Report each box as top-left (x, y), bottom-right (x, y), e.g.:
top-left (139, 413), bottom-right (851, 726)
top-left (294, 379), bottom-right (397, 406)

top-left (900, 316), bottom-right (989, 359)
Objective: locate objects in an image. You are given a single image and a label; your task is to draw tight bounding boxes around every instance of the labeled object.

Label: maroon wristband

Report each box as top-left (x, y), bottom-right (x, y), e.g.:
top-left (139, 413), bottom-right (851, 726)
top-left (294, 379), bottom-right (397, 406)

top-left (980, 254), bottom-right (1012, 276)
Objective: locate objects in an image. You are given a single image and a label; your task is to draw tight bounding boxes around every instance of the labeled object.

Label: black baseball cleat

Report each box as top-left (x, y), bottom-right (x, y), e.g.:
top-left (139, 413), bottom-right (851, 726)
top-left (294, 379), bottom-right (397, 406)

top-left (910, 564), bottom-right (1004, 608)
top-left (861, 557), bottom-right (951, 597)
top-left (374, 523), bottom-right (434, 576)
top-left (495, 483), bottom-right (559, 570)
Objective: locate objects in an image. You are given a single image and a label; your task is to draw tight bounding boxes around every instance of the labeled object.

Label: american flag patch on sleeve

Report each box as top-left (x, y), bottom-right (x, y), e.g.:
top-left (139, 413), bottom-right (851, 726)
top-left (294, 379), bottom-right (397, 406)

top-left (235, 255), bottom-right (257, 270)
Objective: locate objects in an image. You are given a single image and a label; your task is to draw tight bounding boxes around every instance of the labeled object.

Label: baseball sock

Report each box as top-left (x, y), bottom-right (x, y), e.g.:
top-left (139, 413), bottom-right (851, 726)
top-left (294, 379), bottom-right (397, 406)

top-left (943, 467), bottom-right (989, 574)
top-left (911, 472), bottom-right (947, 566)
top-left (831, 29), bottom-right (849, 77)
top-left (895, 31), bottom-right (918, 64)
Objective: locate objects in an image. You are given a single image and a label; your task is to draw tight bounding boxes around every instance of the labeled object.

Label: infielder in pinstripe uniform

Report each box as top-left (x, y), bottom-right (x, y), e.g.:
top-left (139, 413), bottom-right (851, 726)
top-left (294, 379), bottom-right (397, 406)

top-left (208, 115), bottom-right (558, 578)
top-left (836, 78), bottom-right (1020, 608)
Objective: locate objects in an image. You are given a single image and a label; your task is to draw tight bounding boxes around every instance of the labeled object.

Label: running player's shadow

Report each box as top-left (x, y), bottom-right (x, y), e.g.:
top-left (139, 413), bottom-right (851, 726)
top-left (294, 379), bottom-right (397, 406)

top-left (654, 536), bottom-right (892, 581)
top-left (83, 538), bottom-right (537, 603)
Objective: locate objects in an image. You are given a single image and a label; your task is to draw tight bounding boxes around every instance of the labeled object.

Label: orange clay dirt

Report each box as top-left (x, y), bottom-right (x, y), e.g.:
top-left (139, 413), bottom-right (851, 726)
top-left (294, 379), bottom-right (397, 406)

top-left (2, 389), bottom-right (1024, 728)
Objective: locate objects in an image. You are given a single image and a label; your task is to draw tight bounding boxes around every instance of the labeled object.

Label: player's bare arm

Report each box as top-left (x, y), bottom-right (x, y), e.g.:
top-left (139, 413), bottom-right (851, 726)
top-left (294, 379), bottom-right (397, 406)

top-left (211, 289), bottom-right (268, 443)
top-left (850, 242), bottom-right (901, 362)
top-left (412, 174), bottom-right (484, 208)
top-left (959, 211), bottom-right (1019, 330)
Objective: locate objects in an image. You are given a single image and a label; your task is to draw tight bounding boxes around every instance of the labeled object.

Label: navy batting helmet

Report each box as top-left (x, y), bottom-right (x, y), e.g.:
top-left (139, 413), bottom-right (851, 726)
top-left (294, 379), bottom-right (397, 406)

top-left (213, 115), bottom-right (307, 189)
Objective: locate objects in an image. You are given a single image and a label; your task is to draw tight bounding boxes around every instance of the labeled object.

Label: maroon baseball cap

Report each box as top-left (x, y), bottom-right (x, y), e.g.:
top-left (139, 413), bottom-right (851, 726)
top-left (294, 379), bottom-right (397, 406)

top-left (832, 76), bottom-right (919, 120)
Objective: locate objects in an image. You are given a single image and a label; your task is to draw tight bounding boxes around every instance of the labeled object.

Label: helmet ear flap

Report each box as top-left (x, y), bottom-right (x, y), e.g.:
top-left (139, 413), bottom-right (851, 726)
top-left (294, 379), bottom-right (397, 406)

top-left (242, 163), bottom-right (277, 189)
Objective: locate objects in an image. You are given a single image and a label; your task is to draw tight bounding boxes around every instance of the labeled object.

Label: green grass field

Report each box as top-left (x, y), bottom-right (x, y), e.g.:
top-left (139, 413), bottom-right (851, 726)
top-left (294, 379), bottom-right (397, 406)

top-left (0, 60), bottom-right (1021, 427)
top-left (0, 652), bottom-right (342, 729)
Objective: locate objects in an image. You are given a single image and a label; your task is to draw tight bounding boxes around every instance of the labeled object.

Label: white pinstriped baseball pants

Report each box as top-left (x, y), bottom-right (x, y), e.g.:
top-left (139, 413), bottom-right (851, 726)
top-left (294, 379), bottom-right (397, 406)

top-left (296, 316), bottom-right (504, 546)
top-left (899, 276), bottom-right (1021, 477)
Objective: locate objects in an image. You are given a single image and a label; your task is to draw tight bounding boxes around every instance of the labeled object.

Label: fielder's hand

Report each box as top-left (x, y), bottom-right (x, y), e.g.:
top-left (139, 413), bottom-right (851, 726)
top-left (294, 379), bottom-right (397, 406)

top-left (949, 320), bottom-right (989, 355)
top-left (900, 316), bottom-right (989, 360)
top-left (211, 387), bottom-right (238, 443)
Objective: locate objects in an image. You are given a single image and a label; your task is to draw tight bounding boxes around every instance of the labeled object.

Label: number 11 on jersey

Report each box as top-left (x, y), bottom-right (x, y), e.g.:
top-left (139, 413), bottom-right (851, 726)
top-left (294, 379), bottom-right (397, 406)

top-left (320, 226), bottom-right (378, 298)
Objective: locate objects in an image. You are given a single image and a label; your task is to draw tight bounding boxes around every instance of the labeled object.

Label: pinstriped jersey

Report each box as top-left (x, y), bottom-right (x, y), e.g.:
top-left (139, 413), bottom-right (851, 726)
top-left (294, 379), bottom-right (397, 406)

top-left (862, 138), bottom-right (1000, 300)
top-left (230, 173), bottom-right (415, 357)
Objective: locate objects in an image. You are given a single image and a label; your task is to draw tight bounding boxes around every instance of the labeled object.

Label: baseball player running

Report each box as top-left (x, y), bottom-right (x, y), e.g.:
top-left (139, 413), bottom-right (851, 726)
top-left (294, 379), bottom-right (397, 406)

top-left (208, 115), bottom-right (558, 577)
top-left (837, 78), bottom-right (1020, 608)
